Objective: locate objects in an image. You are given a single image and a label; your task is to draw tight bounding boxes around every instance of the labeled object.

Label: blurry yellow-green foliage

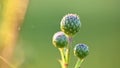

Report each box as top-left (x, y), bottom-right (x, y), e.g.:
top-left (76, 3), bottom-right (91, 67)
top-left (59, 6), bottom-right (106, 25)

top-left (0, 0), bottom-right (28, 68)
top-left (1, 0), bottom-right (120, 68)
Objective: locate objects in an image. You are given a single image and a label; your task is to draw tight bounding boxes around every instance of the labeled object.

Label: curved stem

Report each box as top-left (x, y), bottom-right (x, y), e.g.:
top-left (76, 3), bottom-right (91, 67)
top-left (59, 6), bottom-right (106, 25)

top-left (75, 59), bottom-right (84, 68)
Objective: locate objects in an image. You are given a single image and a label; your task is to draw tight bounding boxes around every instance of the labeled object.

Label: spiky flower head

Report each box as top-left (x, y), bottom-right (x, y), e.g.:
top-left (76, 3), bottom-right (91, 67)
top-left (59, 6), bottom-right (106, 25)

top-left (74, 43), bottom-right (89, 59)
top-left (52, 31), bottom-right (68, 48)
top-left (60, 14), bottom-right (81, 36)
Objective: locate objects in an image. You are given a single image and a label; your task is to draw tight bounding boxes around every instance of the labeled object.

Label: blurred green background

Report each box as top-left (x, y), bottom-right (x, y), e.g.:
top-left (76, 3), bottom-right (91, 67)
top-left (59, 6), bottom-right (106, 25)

top-left (17, 0), bottom-right (120, 68)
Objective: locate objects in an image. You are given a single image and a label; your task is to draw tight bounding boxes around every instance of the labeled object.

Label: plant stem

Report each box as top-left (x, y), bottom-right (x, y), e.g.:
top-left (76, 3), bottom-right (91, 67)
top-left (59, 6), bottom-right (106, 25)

top-left (74, 59), bottom-right (84, 68)
top-left (67, 36), bottom-right (72, 65)
top-left (59, 48), bottom-right (66, 63)
top-left (59, 36), bottom-right (73, 68)
top-left (59, 48), bottom-right (68, 68)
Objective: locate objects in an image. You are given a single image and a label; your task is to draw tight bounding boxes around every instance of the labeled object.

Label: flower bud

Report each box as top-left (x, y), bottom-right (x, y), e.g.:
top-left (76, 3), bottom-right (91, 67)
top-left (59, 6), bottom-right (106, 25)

top-left (52, 31), bottom-right (68, 48)
top-left (74, 44), bottom-right (89, 59)
top-left (60, 14), bottom-right (81, 36)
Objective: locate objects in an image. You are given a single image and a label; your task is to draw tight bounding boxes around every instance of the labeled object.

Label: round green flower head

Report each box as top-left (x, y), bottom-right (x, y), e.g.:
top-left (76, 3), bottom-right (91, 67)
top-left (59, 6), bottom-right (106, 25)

top-left (52, 31), bottom-right (68, 48)
top-left (74, 43), bottom-right (89, 59)
top-left (60, 14), bottom-right (81, 36)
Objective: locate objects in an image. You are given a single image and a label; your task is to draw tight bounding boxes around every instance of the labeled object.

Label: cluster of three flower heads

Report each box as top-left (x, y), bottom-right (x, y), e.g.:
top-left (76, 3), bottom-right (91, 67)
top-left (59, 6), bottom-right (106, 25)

top-left (52, 14), bottom-right (89, 61)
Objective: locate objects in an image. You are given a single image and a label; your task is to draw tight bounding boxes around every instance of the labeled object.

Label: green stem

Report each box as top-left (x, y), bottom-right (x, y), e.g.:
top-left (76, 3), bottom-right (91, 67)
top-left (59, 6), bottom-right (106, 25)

top-left (0, 56), bottom-right (16, 68)
top-left (59, 48), bottom-right (65, 63)
top-left (75, 59), bottom-right (84, 68)
top-left (59, 36), bottom-right (73, 68)
top-left (59, 48), bottom-right (68, 68)
top-left (66, 36), bottom-right (72, 68)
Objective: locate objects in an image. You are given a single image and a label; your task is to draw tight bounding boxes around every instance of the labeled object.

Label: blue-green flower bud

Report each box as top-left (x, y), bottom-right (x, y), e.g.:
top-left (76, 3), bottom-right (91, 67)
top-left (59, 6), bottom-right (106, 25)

top-left (52, 31), bottom-right (68, 48)
top-left (60, 14), bottom-right (81, 36)
top-left (74, 44), bottom-right (89, 59)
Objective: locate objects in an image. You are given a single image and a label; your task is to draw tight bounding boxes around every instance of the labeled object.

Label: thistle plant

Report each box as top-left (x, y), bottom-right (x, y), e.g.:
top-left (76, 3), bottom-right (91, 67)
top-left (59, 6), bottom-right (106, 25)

top-left (74, 44), bottom-right (89, 68)
top-left (52, 31), bottom-right (68, 48)
top-left (52, 14), bottom-right (89, 68)
top-left (60, 14), bottom-right (81, 37)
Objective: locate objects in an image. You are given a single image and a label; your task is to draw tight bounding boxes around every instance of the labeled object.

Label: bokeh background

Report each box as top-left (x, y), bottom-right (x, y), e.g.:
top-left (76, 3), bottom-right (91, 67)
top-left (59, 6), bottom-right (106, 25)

top-left (14, 0), bottom-right (120, 68)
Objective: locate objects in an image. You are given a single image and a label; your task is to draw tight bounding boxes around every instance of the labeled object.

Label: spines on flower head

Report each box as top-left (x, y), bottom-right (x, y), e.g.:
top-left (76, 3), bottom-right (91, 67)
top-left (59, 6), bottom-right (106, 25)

top-left (52, 31), bottom-right (68, 48)
top-left (60, 14), bottom-right (81, 36)
top-left (74, 43), bottom-right (89, 59)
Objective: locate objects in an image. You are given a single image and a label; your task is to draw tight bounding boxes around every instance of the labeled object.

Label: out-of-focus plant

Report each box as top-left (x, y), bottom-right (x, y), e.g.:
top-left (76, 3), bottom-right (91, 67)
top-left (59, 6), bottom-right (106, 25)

top-left (52, 14), bottom-right (89, 68)
top-left (0, 0), bottom-right (29, 68)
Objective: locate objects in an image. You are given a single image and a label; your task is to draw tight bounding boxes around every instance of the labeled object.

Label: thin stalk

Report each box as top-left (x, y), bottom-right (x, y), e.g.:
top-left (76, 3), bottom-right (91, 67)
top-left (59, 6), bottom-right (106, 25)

top-left (0, 56), bottom-right (16, 68)
top-left (74, 59), bottom-right (84, 68)
top-left (67, 36), bottom-right (72, 64)
top-left (59, 36), bottom-right (73, 68)
top-left (59, 48), bottom-right (66, 63)
top-left (59, 48), bottom-right (68, 68)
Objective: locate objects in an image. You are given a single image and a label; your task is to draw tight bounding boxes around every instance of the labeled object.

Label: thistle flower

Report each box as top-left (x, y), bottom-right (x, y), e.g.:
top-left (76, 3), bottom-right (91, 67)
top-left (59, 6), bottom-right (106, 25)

top-left (74, 44), bottom-right (89, 59)
top-left (60, 14), bottom-right (81, 36)
top-left (52, 31), bottom-right (68, 48)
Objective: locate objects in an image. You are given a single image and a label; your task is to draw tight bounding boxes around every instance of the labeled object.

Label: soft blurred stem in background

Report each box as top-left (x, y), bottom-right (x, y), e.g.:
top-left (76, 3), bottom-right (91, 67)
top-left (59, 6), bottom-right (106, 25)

top-left (0, 0), bottom-right (29, 68)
